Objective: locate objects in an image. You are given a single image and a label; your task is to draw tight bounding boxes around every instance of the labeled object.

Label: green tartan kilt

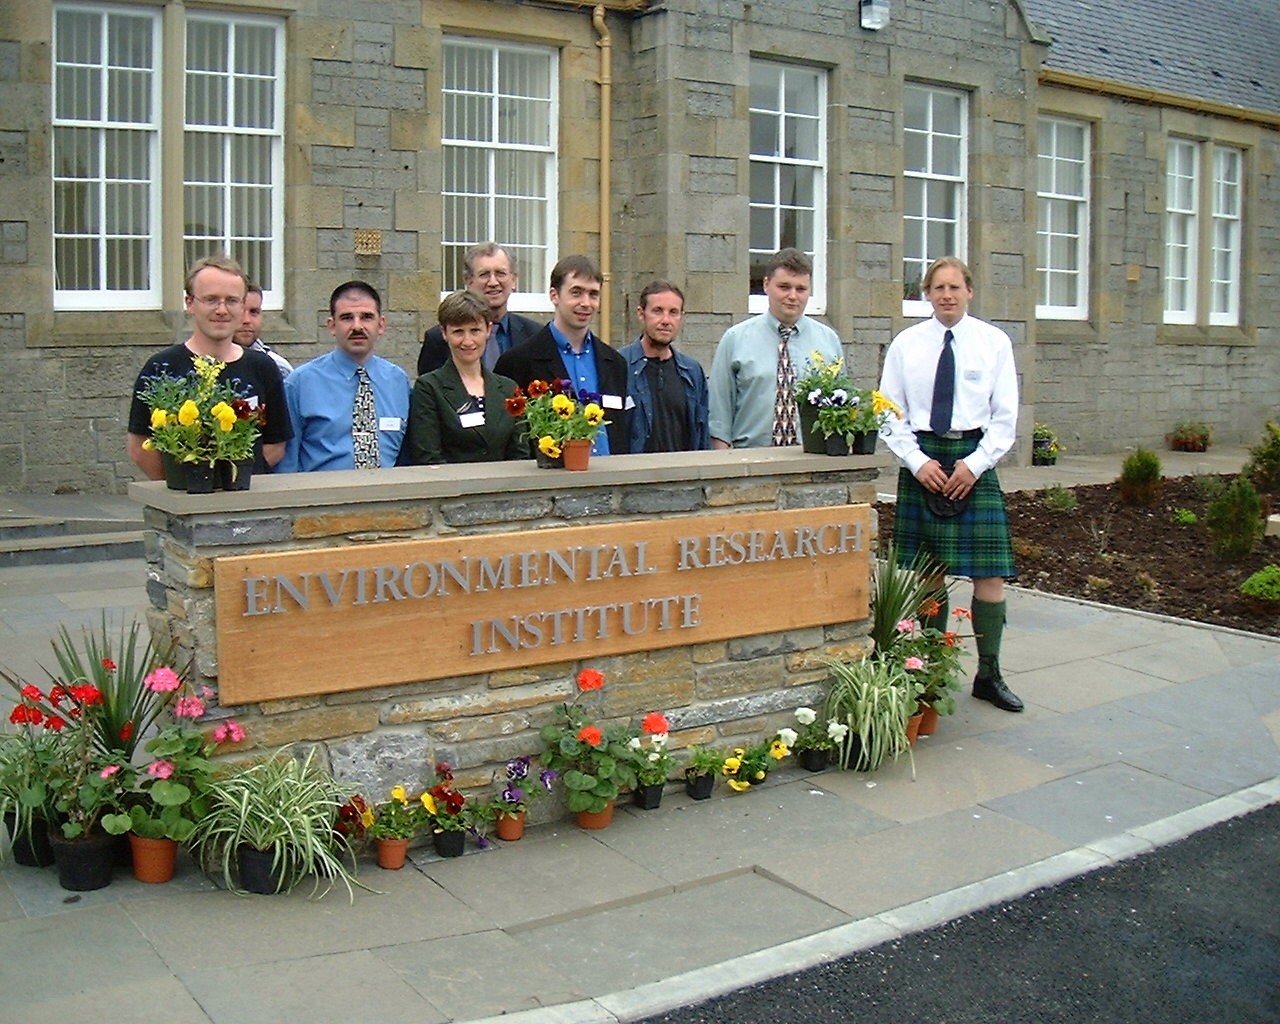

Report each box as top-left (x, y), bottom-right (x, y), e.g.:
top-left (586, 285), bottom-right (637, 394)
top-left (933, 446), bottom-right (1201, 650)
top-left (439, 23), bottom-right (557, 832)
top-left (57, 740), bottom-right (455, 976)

top-left (893, 433), bottom-right (1017, 580)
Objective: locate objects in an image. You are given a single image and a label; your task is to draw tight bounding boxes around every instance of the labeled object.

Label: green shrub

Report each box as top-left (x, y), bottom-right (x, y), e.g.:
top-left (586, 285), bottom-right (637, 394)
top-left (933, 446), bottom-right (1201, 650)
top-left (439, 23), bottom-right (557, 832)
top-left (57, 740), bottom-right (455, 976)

top-left (1171, 508), bottom-right (1198, 526)
top-left (1117, 448), bottom-right (1162, 506)
top-left (1240, 565), bottom-right (1280, 602)
top-left (1245, 421), bottom-right (1280, 493)
top-left (1204, 475), bottom-right (1263, 559)
top-left (1043, 484), bottom-right (1078, 513)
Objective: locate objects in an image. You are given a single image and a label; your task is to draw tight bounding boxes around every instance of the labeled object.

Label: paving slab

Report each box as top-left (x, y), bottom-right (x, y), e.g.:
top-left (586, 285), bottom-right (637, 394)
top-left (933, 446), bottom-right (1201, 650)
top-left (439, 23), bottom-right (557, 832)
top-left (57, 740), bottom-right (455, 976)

top-left (983, 762), bottom-right (1212, 846)
top-left (1011, 656), bottom-right (1175, 714)
top-left (10, 977), bottom-right (214, 1024)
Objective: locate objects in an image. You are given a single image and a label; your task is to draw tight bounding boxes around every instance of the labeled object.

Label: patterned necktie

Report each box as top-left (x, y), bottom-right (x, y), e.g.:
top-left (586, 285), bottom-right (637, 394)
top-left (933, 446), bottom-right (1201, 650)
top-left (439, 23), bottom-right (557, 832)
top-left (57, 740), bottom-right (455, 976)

top-left (929, 328), bottom-right (955, 435)
top-left (772, 323), bottom-right (798, 447)
top-left (352, 366), bottom-right (380, 469)
top-left (483, 321), bottom-right (501, 371)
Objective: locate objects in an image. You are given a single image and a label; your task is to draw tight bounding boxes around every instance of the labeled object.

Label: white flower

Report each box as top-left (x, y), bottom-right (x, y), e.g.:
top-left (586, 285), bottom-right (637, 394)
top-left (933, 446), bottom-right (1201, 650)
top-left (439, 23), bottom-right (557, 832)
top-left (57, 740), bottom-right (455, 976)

top-left (650, 732), bottom-right (669, 748)
top-left (627, 736), bottom-right (642, 750)
top-left (648, 751), bottom-right (661, 763)
top-left (827, 721), bottom-right (849, 742)
top-left (831, 388), bottom-right (849, 406)
top-left (794, 706), bottom-right (817, 726)
top-left (777, 727), bottom-right (798, 747)
top-left (806, 388), bottom-right (823, 406)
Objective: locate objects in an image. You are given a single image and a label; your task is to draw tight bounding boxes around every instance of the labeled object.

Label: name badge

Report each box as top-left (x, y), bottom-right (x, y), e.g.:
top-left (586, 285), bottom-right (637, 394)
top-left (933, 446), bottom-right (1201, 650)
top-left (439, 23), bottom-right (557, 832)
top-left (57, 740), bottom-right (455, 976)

top-left (624, 396), bottom-right (636, 411)
top-left (601, 393), bottom-right (623, 410)
top-left (245, 396), bottom-right (260, 410)
top-left (458, 411), bottom-right (485, 429)
top-left (378, 417), bottom-right (402, 431)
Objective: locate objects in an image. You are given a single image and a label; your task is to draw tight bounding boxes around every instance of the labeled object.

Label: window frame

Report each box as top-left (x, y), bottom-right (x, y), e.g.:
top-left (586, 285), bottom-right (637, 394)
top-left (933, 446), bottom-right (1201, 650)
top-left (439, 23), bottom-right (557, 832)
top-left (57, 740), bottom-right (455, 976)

top-left (440, 36), bottom-right (559, 312)
top-left (1208, 144), bottom-right (1242, 327)
top-left (1163, 137), bottom-right (1199, 325)
top-left (1035, 116), bottom-right (1091, 321)
top-left (747, 59), bottom-right (828, 315)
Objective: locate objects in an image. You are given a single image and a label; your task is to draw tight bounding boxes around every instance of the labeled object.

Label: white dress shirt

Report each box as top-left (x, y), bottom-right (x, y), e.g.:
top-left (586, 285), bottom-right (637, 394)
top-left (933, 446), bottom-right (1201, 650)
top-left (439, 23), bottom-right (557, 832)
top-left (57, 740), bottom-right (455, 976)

top-left (878, 313), bottom-right (1018, 478)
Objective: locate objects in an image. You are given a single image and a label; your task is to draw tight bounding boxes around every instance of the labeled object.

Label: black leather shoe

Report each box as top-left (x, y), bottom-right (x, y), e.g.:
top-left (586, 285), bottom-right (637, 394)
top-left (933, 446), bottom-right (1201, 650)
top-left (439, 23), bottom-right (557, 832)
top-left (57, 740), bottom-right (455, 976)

top-left (973, 672), bottom-right (1024, 712)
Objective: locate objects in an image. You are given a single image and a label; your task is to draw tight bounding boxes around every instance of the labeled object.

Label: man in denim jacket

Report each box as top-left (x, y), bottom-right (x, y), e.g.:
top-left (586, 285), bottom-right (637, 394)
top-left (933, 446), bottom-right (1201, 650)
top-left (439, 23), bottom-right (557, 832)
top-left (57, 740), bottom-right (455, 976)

top-left (620, 281), bottom-right (710, 453)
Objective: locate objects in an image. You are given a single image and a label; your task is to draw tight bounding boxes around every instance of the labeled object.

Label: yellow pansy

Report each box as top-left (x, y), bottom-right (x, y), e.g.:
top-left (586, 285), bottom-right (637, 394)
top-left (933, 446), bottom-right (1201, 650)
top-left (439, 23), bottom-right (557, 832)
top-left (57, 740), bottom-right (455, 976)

top-left (177, 400), bottom-right (200, 426)
top-left (872, 391), bottom-right (902, 418)
top-left (769, 740), bottom-right (789, 760)
top-left (390, 784), bottom-right (407, 804)
top-left (722, 756), bottom-right (741, 776)
top-left (421, 792), bottom-right (437, 815)
top-left (210, 401), bottom-right (236, 431)
top-left (141, 438), bottom-right (155, 451)
top-left (538, 436), bottom-right (562, 458)
top-left (551, 394), bottom-right (575, 418)
top-left (359, 807), bottom-right (375, 828)
top-left (583, 403), bottom-right (605, 426)
top-left (727, 779), bottom-right (751, 792)
top-left (150, 407), bottom-right (170, 430)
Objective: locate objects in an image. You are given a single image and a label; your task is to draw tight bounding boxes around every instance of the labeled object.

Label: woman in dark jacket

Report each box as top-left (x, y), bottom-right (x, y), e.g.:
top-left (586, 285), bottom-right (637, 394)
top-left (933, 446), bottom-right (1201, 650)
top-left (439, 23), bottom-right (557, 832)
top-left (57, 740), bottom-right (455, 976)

top-left (404, 291), bottom-right (528, 464)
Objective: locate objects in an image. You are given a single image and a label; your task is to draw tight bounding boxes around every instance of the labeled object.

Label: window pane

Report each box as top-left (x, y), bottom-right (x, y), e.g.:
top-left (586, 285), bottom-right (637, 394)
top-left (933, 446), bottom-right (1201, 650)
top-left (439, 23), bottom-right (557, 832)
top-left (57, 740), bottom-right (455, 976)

top-left (933, 91), bottom-right (962, 133)
top-left (933, 135), bottom-right (961, 176)
top-left (784, 71), bottom-right (818, 115)
top-left (105, 237), bottom-right (147, 289)
top-left (903, 131), bottom-right (927, 174)
top-left (904, 86), bottom-right (927, 130)
top-left (750, 111), bottom-right (778, 157)
top-left (749, 206), bottom-right (774, 250)
top-left (749, 63), bottom-right (778, 111)
top-left (236, 25), bottom-right (275, 75)
top-left (786, 115), bottom-right (818, 160)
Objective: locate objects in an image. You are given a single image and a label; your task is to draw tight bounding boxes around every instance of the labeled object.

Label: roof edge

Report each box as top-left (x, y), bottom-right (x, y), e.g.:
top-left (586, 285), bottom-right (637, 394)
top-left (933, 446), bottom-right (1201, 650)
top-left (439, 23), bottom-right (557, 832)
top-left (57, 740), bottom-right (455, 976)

top-left (1041, 68), bottom-right (1280, 129)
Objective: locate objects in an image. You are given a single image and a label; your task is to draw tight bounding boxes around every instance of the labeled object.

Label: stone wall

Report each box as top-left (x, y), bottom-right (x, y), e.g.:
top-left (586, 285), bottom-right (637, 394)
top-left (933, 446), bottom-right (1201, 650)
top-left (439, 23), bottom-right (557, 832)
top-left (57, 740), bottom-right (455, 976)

top-left (134, 450), bottom-right (880, 816)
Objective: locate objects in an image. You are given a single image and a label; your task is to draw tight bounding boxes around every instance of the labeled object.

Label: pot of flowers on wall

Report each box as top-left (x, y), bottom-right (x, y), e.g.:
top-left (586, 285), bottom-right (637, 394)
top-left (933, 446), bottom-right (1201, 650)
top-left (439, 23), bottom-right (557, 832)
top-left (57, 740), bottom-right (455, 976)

top-left (795, 353), bottom-right (901, 456)
top-left (506, 379), bottom-right (609, 471)
top-left (540, 668), bottom-right (638, 829)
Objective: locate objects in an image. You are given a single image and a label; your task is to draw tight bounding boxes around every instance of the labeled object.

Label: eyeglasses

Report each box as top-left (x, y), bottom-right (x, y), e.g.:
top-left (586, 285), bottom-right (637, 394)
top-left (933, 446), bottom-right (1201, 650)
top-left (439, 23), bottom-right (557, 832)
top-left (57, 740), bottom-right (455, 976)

top-left (190, 295), bottom-right (244, 310)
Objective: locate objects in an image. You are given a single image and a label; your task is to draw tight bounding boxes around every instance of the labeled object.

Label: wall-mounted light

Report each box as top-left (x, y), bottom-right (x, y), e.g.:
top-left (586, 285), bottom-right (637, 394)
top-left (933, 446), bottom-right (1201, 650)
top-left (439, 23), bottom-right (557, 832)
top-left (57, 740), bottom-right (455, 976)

top-left (860, 0), bottom-right (890, 31)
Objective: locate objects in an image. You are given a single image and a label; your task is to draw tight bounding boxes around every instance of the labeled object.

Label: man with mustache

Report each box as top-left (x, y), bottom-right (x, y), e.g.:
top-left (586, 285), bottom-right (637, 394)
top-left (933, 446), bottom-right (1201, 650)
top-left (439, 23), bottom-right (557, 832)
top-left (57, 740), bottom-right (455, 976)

top-left (277, 280), bottom-right (411, 472)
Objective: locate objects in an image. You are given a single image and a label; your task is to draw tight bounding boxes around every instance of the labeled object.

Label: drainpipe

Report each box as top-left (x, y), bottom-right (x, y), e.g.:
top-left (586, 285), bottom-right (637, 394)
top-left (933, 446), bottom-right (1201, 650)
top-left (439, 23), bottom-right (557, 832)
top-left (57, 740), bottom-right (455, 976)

top-left (593, 5), bottom-right (613, 339)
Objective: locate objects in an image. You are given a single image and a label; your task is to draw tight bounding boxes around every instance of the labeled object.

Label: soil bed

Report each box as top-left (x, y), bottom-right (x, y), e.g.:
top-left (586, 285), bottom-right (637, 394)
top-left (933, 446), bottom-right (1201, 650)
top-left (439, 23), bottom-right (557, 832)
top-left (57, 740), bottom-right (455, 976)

top-left (876, 474), bottom-right (1279, 639)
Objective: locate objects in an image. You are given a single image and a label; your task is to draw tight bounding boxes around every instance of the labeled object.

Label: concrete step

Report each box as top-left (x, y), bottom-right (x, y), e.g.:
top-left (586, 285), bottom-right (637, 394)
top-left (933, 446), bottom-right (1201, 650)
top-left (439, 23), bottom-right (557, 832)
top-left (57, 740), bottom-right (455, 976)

top-left (0, 515), bottom-right (143, 541)
top-left (0, 529), bottom-right (145, 567)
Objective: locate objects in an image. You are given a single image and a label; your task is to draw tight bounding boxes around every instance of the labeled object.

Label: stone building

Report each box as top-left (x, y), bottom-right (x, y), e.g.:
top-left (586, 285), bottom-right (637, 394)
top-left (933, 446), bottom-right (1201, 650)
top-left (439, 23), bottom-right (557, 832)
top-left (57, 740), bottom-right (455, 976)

top-left (0, 0), bottom-right (1275, 492)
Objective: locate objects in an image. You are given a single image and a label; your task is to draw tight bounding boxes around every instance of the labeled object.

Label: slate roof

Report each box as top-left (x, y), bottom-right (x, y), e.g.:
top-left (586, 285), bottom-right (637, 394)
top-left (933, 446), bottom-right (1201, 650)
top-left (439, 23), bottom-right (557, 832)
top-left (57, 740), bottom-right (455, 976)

top-left (1020, 0), bottom-right (1280, 117)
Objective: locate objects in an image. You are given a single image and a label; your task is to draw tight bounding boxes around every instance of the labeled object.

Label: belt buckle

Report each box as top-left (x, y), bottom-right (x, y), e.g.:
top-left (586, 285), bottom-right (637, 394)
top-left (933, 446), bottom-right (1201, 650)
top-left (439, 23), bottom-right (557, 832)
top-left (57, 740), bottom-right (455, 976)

top-left (941, 429), bottom-right (964, 440)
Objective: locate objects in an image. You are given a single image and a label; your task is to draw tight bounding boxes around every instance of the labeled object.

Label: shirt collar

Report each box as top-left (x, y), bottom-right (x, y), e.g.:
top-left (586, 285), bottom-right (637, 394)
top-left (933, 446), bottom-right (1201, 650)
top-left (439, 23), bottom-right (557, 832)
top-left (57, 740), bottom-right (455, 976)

top-left (549, 321), bottom-right (594, 357)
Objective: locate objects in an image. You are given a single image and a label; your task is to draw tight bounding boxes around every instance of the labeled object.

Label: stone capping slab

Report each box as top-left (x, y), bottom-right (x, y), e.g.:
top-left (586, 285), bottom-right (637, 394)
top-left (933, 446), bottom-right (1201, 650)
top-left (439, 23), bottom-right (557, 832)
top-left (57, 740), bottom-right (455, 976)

top-left (128, 449), bottom-right (885, 515)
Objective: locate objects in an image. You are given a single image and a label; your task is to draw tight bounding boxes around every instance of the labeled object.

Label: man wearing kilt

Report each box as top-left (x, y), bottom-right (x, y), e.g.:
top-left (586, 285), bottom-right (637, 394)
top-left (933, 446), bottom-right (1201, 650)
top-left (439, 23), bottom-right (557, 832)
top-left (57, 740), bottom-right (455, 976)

top-left (878, 257), bottom-right (1023, 712)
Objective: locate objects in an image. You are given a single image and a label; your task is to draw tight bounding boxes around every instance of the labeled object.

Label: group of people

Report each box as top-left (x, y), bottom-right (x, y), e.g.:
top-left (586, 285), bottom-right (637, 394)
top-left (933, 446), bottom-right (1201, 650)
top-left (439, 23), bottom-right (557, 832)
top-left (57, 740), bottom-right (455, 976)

top-left (125, 245), bottom-right (1024, 714)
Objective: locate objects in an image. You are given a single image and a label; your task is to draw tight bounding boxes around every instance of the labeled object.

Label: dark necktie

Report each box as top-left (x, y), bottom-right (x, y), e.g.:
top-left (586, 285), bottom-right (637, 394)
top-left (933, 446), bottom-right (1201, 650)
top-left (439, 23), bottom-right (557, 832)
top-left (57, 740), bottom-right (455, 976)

top-left (352, 366), bottom-right (380, 469)
top-left (483, 321), bottom-right (501, 371)
top-left (929, 329), bottom-right (955, 435)
top-left (772, 324), bottom-right (798, 447)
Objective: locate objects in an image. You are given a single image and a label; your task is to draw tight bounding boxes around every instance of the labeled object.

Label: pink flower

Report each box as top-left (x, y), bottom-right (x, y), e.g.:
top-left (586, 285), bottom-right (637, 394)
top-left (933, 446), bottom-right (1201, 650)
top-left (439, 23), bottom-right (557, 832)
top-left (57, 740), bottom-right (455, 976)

top-left (147, 760), bottom-right (175, 779)
top-left (173, 696), bottom-right (205, 719)
top-left (896, 619), bottom-right (915, 633)
top-left (144, 667), bottom-right (181, 693)
top-left (99, 765), bottom-right (121, 779)
top-left (213, 720), bottom-right (246, 744)
top-left (199, 685), bottom-right (216, 700)
top-left (904, 656), bottom-right (925, 671)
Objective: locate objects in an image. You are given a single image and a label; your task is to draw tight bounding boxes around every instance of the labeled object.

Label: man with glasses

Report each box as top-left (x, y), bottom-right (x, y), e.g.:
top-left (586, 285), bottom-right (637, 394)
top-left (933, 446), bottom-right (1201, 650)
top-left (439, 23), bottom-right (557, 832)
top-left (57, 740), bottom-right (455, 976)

top-left (417, 243), bottom-right (543, 376)
top-left (126, 254), bottom-right (292, 479)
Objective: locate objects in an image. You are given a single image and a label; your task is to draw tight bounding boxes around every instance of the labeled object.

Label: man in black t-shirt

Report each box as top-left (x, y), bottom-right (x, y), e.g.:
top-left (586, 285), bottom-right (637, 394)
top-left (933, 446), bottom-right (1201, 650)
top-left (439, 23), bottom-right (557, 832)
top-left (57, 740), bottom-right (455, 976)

top-left (126, 255), bottom-right (292, 479)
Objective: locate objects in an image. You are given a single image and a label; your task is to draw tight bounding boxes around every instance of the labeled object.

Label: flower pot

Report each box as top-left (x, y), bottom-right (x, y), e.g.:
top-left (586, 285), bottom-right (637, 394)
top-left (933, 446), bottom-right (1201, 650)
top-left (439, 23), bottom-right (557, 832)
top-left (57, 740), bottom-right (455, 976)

top-left (50, 830), bottom-right (116, 892)
top-left (495, 811), bottom-right (526, 842)
top-left (534, 449), bottom-right (564, 469)
top-left (129, 834), bottom-right (178, 884)
top-left (218, 458), bottom-right (254, 491)
top-left (562, 439), bottom-right (591, 471)
top-left (3, 811), bottom-right (55, 867)
top-left (918, 703), bottom-right (941, 736)
top-left (161, 452), bottom-right (188, 491)
top-left (684, 771), bottom-right (715, 801)
top-left (185, 462), bottom-right (217, 494)
top-left (433, 829), bottom-right (465, 858)
top-left (798, 403), bottom-right (826, 454)
top-left (632, 783), bottom-right (664, 810)
top-left (237, 845), bottom-right (286, 894)
top-left (375, 836), bottom-right (411, 870)
top-left (851, 431), bottom-right (877, 455)
top-left (798, 747), bottom-right (830, 773)
top-left (824, 434), bottom-right (851, 457)
top-left (575, 800), bottom-right (615, 830)
top-left (906, 709), bottom-right (924, 747)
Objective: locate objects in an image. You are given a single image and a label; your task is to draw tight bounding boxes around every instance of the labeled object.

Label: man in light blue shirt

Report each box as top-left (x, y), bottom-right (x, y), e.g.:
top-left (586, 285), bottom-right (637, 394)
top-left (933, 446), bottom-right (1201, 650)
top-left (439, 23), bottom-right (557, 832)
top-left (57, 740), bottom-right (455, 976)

top-left (278, 281), bottom-right (411, 472)
top-left (709, 248), bottom-right (842, 449)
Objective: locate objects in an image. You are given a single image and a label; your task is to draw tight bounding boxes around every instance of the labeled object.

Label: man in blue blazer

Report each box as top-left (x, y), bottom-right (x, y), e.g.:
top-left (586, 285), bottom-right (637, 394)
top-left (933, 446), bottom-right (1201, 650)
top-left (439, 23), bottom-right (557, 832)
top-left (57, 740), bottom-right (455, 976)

top-left (417, 243), bottom-right (543, 376)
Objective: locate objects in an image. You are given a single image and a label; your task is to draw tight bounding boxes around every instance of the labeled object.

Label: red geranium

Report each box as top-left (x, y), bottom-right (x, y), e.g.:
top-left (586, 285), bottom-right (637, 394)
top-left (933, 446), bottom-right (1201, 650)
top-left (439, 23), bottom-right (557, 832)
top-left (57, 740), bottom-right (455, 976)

top-left (101, 657), bottom-right (117, 671)
top-left (577, 724), bottom-right (604, 748)
top-left (642, 711), bottom-right (669, 735)
top-left (577, 668), bottom-right (604, 692)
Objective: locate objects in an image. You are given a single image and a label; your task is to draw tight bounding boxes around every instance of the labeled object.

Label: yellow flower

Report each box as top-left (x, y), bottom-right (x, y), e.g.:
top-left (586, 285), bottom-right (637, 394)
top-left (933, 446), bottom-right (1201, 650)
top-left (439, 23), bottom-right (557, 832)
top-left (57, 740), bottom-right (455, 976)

top-left (722, 756), bottom-right (741, 776)
top-left (583, 403), bottom-right (605, 426)
top-left (752, 769), bottom-right (766, 781)
top-left (359, 808), bottom-right (375, 828)
top-left (872, 391), bottom-right (902, 418)
top-left (727, 779), bottom-right (751, 792)
top-left (390, 785), bottom-right (407, 804)
top-left (141, 439), bottom-right (155, 451)
top-left (538, 436), bottom-right (562, 458)
top-left (177, 400), bottom-right (200, 427)
top-left (551, 394), bottom-right (575, 418)
top-left (421, 792), bottom-right (437, 815)
top-left (150, 407), bottom-right (169, 430)
top-left (210, 401), bottom-right (236, 431)
top-left (769, 740), bottom-right (789, 760)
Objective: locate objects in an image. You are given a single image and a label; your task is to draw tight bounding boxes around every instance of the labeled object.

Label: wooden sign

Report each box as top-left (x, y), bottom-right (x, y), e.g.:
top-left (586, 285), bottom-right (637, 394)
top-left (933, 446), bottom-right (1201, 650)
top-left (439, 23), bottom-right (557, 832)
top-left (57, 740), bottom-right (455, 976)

top-left (213, 504), bottom-right (871, 703)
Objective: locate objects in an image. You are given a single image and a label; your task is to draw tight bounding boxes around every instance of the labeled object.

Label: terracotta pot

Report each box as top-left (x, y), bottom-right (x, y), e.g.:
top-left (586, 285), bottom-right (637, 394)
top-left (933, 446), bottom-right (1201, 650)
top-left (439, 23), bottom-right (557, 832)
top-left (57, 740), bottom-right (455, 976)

top-left (375, 836), bottom-right (411, 869)
top-left (495, 811), bottom-right (526, 841)
top-left (906, 710), bottom-right (924, 747)
top-left (562, 439), bottom-right (591, 471)
top-left (129, 834), bottom-right (179, 884)
top-left (575, 800), bottom-right (615, 830)
top-left (918, 703), bottom-right (941, 736)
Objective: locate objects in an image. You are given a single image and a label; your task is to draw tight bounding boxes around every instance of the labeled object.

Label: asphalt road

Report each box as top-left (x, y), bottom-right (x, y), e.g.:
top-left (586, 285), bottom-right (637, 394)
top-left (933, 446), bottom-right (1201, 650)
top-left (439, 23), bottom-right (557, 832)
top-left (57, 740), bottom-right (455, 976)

top-left (641, 802), bottom-right (1280, 1024)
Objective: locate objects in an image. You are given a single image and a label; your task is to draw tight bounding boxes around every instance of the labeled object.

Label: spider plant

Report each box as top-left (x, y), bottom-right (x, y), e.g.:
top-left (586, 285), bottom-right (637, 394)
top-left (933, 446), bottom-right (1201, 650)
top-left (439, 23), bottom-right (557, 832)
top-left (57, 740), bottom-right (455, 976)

top-left (187, 747), bottom-right (364, 899)
top-left (823, 655), bottom-right (921, 773)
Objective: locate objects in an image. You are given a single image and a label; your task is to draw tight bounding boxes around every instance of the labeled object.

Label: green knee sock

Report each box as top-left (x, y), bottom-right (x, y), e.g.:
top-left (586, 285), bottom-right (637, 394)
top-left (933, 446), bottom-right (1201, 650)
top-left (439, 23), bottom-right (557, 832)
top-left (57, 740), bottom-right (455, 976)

top-left (971, 598), bottom-right (1007, 678)
top-left (921, 586), bottom-right (949, 633)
